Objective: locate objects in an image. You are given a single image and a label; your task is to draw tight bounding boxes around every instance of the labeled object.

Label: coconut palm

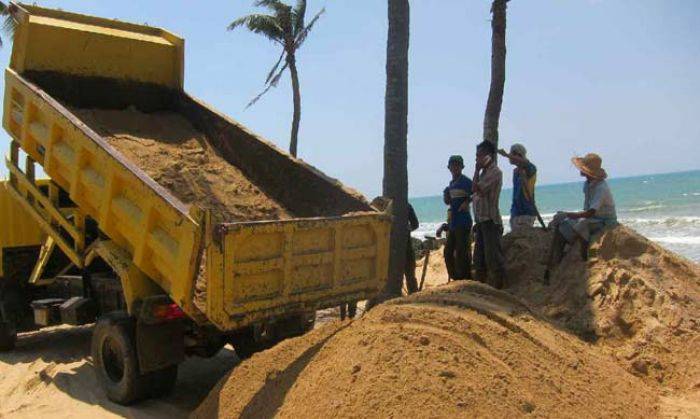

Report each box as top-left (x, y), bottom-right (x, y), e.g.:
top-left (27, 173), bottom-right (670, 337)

top-left (0, 2), bottom-right (17, 47)
top-left (382, 0), bottom-right (410, 298)
top-left (483, 0), bottom-right (508, 147)
top-left (229, 0), bottom-right (324, 157)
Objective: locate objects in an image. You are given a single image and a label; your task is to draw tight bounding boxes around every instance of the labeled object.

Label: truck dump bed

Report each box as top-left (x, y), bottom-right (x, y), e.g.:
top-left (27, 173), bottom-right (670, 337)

top-left (4, 4), bottom-right (390, 331)
top-left (71, 108), bottom-right (294, 223)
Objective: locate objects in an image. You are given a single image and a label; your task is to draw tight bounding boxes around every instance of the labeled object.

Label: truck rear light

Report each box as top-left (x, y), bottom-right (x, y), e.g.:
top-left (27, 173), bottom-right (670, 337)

top-left (152, 303), bottom-right (185, 321)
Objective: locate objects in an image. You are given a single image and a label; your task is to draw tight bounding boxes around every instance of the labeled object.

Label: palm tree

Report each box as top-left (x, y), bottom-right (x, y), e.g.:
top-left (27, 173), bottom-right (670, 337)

top-left (229, 0), bottom-right (324, 157)
top-left (382, 0), bottom-right (410, 298)
top-left (0, 2), bottom-right (17, 47)
top-left (483, 0), bottom-right (508, 147)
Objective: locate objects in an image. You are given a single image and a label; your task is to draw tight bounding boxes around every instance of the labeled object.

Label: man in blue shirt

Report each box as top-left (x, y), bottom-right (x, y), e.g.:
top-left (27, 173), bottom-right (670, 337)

top-left (443, 155), bottom-right (473, 280)
top-left (498, 143), bottom-right (538, 231)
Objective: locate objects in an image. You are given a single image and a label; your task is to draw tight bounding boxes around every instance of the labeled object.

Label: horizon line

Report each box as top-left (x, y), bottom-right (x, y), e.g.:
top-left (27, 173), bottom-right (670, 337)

top-left (409, 167), bottom-right (700, 200)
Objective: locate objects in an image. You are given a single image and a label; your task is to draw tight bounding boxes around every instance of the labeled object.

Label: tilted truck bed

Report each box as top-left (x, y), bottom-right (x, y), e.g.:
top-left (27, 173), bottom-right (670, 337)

top-left (3, 3), bottom-right (390, 331)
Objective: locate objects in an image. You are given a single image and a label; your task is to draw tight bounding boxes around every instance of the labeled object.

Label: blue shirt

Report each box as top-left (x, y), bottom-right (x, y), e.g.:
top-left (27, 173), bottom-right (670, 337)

top-left (444, 174), bottom-right (473, 229)
top-left (511, 162), bottom-right (538, 217)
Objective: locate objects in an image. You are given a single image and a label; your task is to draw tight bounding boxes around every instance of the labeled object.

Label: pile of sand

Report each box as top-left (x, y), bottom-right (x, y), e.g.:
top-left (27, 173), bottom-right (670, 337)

top-left (502, 225), bottom-right (700, 391)
top-left (73, 108), bottom-right (292, 222)
top-left (194, 281), bottom-right (657, 418)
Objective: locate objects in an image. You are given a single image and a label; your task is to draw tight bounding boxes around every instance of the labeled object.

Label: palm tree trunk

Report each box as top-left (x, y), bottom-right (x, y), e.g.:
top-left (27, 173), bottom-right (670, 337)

top-left (288, 53), bottom-right (301, 157)
top-left (382, 0), bottom-right (410, 299)
top-left (483, 0), bottom-right (507, 147)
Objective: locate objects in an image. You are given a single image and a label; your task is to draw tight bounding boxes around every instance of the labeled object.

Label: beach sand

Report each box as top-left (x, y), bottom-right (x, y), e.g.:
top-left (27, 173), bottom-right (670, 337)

top-left (195, 225), bottom-right (700, 418)
top-left (2, 225), bottom-right (699, 418)
top-left (0, 325), bottom-right (238, 418)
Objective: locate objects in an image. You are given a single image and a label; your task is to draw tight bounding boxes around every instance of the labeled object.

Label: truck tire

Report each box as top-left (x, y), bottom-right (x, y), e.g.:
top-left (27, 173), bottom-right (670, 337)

top-left (91, 313), bottom-right (150, 405)
top-left (0, 286), bottom-right (21, 352)
top-left (0, 321), bottom-right (16, 351)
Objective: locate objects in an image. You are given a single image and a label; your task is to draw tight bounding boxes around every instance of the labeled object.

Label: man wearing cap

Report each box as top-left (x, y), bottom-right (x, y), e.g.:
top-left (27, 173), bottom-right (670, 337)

top-left (499, 144), bottom-right (538, 231)
top-left (545, 153), bottom-right (617, 282)
top-left (472, 141), bottom-right (507, 289)
top-left (443, 155), bottom-right (473, 280)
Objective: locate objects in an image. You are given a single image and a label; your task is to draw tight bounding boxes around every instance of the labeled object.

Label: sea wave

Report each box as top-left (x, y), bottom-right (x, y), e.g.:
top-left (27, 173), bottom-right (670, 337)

top-left (412, 216), bottom-right (700, 239)
top-left (648, 236), bottom-right (700, 245)
top-left (622, 216), bottom-right (700, 228)
top-left (623, 204), bottom-right (665, 213)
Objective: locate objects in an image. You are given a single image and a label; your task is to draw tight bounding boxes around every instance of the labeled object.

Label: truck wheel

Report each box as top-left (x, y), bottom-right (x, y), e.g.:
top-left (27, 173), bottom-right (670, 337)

top-left (0, 286), bottom-right (21, 352)
top-left (91, 313), bottom-right (150, 405)
top-left (0, 321), bottom-right (16, 351)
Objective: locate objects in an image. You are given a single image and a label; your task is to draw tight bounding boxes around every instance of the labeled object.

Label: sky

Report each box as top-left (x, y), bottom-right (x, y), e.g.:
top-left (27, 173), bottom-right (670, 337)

top-left (0, 0), bottom-right (698, 198)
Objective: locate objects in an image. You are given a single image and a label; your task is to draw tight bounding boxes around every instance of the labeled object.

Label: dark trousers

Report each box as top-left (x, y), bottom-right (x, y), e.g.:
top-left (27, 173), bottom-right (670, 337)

top-left (405, 237), bottom-right (418, 293)
top-left (340, 302), bottom-right (357, 320)
top-left (473, 220), bottom-right (506, 289)
top-left (444, 225), bottom-right (472, 280)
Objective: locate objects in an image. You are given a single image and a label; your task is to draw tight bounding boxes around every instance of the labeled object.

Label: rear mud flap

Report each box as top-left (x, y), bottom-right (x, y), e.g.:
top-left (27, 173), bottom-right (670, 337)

top-left (136, 320), bottom-right (185, 374)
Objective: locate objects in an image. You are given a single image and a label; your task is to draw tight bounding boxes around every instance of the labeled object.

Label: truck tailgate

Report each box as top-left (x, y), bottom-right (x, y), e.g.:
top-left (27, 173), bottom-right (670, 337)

top-left (205, 212), bottom-right (390, 330)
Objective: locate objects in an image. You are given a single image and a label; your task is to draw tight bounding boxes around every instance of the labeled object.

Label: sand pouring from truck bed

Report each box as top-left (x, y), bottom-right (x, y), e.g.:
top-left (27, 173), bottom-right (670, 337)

top-left (193, 281), bottom-right (657, 418)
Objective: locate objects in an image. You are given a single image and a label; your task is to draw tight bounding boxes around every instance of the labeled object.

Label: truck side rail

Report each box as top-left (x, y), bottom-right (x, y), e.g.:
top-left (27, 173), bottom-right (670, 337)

top-left (3, 69), bottom-right (203, 317)
top-left (4, 143), bottom-right (85, 267)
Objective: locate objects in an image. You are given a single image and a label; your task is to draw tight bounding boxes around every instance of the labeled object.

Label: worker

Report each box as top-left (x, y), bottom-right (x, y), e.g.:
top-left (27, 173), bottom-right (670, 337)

top-left (340, 302), bottom-right (357, 320)
top-left (544, 153), bottom-right (617, 283)
top-left (498, 143), bottom-right (538, 231)
top-left (435, 209), bottom-right (453, 281)
top-left (442, 155), bottom-right (473, 280)
top-left (435, 208), bottom-right (451, 240)
top-left (472, 141), bottom-right (507, 289)
top-left (405, 203), bottom-right (420, 293)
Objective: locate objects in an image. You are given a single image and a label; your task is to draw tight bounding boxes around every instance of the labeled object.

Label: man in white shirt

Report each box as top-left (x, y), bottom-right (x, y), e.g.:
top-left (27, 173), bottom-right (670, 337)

top-left (545, 153), bottom-right (617, 283)
top-left (472, 141), bottom-right (506, 289)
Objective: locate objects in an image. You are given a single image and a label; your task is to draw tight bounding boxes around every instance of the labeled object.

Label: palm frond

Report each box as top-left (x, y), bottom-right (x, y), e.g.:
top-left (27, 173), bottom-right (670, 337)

top-left (228, 13), bottom-right (284, 44)
top-left (255, 0), bottom-right (291, 17)
top-left (0, 2), bottom-right (17, 47)
top-left (265, 50), bottom-right (287, 84)
top-left (246, 60), bottom-right (289, 108)
top-left (294, 7), bottom-right (324, 49)
top-left (292, 0), bottom-right (306, 36)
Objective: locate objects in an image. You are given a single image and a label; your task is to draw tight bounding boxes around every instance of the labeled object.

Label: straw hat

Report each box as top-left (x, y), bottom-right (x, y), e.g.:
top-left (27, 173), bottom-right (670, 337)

top-left (572, 153), bottom-right (607, 180)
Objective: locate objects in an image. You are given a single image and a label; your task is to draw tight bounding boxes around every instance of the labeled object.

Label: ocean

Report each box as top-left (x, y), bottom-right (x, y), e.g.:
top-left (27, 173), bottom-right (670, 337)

top-left (410, 169), bottom-right (700, 263)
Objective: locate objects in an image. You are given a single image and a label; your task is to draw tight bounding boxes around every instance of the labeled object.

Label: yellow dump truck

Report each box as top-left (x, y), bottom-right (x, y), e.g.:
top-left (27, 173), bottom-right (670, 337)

top-left (1, 3), bottom-right (390, 404)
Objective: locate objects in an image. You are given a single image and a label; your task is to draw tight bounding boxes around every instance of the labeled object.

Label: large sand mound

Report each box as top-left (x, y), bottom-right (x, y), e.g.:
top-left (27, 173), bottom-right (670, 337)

top-left (503, 225), bottom-right (700, 391)
top-left (193, 282), bottom-right (657, 418)
top-left (73, 108), bottom-right (292, 222)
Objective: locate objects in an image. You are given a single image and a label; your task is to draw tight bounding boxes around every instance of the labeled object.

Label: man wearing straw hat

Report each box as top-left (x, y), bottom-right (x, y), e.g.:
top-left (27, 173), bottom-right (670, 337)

top-left (545, 153), bottom-right (617, 282)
